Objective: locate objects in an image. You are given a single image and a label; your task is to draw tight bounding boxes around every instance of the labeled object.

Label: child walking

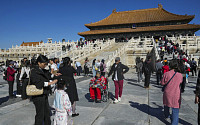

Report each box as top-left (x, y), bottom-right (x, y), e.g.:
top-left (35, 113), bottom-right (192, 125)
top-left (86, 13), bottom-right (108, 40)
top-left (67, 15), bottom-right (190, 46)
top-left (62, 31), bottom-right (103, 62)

top-left (53, 79), bottom-right (72, 125)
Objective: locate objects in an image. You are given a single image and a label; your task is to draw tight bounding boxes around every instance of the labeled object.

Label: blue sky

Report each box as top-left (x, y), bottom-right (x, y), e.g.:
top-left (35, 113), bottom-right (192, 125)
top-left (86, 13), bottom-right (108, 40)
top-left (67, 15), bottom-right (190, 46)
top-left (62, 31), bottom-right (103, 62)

top-left (0, 0), bottom-right (200, 48)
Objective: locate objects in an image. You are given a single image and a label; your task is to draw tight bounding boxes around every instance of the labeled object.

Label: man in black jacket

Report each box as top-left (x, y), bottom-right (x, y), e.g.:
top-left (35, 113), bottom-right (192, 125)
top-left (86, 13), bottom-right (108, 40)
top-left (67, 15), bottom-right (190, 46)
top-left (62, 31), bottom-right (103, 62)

top-left (108, 57), bottom-right (129, 104)
top-left (143, 57), bottom-right (153, 88)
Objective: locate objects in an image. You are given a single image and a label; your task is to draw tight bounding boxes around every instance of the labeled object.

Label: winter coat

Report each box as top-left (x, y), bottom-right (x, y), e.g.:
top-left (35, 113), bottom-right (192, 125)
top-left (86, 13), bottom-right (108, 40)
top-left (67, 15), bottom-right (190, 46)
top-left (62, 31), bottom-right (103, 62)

top-left (161, 70), bottom-right (183, 108)
top-left (108, 62), bottom-right (129, 81)
top-left (143, 60), bottom-right (153, 75)
top-left (7, 66), bottom-right (17, 81)
top-left (136, 62), bottom-right (143, 72)
top-left (162, 65), bottom-right (169, 74)
top-left (30, 66), bottom-right (52, 96)
top-left (59, 65), bottom-right (79, 104)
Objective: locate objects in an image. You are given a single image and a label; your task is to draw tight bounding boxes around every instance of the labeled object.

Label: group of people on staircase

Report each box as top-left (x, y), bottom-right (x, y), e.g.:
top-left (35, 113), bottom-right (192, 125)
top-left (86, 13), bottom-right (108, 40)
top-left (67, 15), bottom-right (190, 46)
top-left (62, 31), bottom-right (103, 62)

top-left (134, 36), bottom-right (200, 125)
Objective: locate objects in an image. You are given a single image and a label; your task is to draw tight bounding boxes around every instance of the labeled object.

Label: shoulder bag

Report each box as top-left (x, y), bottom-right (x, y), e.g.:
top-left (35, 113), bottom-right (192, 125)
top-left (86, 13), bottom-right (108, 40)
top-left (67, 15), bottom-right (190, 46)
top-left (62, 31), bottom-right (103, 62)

top-left (162, 72), bottom-right (177, 92)
top-left (26, 69), bottom-right (43, 96)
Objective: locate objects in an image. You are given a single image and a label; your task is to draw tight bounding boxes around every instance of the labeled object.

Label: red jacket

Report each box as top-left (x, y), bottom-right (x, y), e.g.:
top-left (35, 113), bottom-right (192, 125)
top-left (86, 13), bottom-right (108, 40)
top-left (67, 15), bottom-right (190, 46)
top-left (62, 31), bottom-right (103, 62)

top-left (7, 66), bottom-right (17, 81)
top-left (183, 58), bottom-right (188, 62)
top-left (162, 65), bottom-right (169, 74)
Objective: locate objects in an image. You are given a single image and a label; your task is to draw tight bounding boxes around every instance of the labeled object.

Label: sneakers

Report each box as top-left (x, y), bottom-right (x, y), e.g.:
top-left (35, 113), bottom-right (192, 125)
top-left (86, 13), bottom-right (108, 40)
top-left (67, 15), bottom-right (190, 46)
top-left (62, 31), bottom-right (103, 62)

top-left (113, 98), bottom-right (119, 104)
top-left (16, 95), bottom-right (21, 98)
top-left (118, 97), bottom-right (121, 102)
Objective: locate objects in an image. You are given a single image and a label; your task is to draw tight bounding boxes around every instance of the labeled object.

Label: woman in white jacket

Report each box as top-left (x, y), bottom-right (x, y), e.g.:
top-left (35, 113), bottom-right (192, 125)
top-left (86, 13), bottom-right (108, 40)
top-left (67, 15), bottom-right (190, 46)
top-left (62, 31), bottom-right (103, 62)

top-left (19, 60), bottom-right (30, 100)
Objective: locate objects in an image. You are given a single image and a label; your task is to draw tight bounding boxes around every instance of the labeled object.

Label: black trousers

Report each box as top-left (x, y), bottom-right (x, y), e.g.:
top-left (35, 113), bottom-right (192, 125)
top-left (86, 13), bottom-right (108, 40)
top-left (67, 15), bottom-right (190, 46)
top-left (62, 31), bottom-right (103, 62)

top-left (84, 67), bottom-right (89, 75)
top-left (22, 78), bottom-right (29, 99)
top-left (16, 80), bottom-right (22, 95)
top-left (32, 95), bottom-right (51, 125)
top-left (156, 71), bottom-right (162, 85)
top-left (198, 103), bottom-right (200, 125)
top-left (7, 81), bottom-right (14, 97)
top-left (192, 67), bottom-right (197, 76)
top-left (144, 74), bottom-right (151, 87)
top-left (77, 66), bottom-right (82, 76)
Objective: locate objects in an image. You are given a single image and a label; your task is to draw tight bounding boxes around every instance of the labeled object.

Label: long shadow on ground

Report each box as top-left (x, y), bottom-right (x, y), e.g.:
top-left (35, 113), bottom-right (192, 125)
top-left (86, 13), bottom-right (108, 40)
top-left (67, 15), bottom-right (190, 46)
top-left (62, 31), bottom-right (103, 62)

top-left (0, 91), bottom-right (22, 108)
top-left (0, 96), bottom-right (9, 105)
top-left (129, 101), bottom-right (192, 125)
top-left (125, 79), bottom-right (144, 88)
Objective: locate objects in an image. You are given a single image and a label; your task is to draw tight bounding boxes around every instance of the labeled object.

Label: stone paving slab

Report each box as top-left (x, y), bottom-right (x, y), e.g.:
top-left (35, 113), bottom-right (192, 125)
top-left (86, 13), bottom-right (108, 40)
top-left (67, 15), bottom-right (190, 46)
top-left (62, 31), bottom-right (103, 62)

top-left (0, 69), bottom-right (198, 125)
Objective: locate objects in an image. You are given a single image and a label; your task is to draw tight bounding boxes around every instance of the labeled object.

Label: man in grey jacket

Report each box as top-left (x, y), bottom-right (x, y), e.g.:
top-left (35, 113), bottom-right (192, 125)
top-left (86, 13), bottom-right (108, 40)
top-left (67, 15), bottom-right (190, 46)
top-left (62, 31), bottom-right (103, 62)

top-left (136, 59), bottom-right (143, 83)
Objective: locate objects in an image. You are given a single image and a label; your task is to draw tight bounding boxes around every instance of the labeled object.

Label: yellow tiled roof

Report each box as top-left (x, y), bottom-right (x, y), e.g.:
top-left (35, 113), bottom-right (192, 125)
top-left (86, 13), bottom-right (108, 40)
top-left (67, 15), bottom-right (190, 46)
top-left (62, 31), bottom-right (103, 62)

top-left (85, 7), bottom-right (194, 27)
top-left (78, 24), bottom-right (200, 36)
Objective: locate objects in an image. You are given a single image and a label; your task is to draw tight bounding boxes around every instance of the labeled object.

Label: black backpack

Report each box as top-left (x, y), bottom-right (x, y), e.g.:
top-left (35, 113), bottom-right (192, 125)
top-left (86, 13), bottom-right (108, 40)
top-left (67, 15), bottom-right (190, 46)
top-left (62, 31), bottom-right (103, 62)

top-left (3, 69), bottom-right (7, 81)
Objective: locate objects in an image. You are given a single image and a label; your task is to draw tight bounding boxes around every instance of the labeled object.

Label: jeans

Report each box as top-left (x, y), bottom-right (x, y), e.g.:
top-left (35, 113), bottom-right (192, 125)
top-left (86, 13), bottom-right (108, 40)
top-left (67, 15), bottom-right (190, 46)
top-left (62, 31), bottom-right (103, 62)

top-left (164, 106), bottom-right (179, 125)
top-left (92, 69), bottom-right (96, 77)
top-left (114, 80), bottom-right (123, 99)
top-left (137, 71), bottom-right (143, 82)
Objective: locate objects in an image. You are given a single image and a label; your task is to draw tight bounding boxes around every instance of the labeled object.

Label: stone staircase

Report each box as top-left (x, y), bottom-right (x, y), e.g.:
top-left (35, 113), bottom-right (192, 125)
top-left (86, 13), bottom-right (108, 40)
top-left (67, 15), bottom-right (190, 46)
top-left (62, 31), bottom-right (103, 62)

top-left (80, 42), bottom-right (124, 66)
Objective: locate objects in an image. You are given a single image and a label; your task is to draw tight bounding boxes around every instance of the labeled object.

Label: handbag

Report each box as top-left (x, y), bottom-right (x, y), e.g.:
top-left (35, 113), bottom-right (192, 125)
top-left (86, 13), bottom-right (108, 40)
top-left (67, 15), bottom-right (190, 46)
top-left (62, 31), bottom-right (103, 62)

top-left (26, 69), bottom-right (43, 96)
top-left (95, 67), bottom-right (98, 71)
top-left (162, 72), bottom-right (177, 92)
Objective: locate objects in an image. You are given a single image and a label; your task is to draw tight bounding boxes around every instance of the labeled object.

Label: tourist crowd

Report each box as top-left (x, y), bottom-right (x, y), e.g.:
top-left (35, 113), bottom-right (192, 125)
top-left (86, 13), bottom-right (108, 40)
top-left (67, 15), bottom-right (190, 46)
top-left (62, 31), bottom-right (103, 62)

top-left (134, 36), bottom-right (200, 125)
top-left (1, 36), bottom-right (200, 125)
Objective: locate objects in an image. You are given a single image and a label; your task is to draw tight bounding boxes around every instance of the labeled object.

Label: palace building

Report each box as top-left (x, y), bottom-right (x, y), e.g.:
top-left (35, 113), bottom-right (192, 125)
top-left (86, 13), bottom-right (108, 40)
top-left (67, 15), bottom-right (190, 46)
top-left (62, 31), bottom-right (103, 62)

top-left (78, 4), bottom-right (200, 40)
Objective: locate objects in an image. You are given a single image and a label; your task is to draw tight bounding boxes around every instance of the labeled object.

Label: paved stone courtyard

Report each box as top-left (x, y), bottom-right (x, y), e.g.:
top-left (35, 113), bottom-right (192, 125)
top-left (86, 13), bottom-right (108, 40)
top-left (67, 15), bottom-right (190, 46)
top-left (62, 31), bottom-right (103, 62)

top-left (0, 68), bottom-right (198, 125)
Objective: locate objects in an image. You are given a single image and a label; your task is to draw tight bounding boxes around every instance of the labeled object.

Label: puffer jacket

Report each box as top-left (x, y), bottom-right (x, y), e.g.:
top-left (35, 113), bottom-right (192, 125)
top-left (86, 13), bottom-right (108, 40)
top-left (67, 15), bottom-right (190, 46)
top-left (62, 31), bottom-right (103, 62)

top-left (7, 66), bottom-right (17, 81)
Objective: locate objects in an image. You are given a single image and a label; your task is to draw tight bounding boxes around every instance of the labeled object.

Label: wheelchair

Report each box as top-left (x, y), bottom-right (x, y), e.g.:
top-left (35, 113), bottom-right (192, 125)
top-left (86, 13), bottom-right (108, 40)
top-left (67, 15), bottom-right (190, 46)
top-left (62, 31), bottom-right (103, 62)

top-left (101, 78), bottom-right (109, 102)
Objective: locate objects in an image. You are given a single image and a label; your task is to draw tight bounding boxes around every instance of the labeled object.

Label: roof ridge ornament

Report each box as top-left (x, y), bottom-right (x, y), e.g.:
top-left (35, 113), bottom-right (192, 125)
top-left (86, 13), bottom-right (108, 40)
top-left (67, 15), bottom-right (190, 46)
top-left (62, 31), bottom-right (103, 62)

top-left (158, 4), bottom-right (163, 9)
top-left (112, 8), bottom-right (116, 13)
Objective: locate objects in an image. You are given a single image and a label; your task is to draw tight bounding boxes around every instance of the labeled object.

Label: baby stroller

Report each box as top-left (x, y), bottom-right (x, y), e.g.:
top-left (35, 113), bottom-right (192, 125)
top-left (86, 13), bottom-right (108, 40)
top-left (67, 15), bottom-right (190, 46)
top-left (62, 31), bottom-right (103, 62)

top-left (101, 77), bottom-right (109, 102)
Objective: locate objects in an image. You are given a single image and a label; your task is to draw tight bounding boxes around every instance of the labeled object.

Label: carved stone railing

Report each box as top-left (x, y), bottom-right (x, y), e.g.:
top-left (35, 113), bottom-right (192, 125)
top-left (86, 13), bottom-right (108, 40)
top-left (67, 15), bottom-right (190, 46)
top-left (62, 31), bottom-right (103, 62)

top-left (48, 39), bottom-right (116, 62)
